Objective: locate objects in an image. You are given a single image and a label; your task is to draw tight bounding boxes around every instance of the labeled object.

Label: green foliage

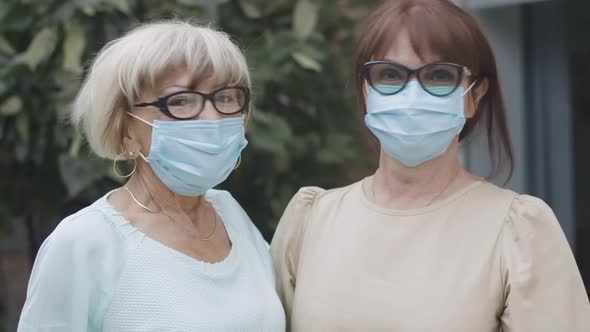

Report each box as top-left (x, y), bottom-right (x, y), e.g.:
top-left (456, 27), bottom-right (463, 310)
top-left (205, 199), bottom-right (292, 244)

top-left (0, 0), bottom-right (375, 240)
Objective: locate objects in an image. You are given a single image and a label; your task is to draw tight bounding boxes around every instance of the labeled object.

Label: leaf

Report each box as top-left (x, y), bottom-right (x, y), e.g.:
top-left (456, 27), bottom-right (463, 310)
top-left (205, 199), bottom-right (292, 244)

top-left (293, 0), bottom-right (318, 39)
top-left (300, 43), bottom-right (327, 61)
top-left (238, 0), bottom-right (289, 19)
top-left (15, 142), bottom-right (28, 162)
top-left (0, 96), bottom-right (23, 116)
top-left (16, 113), bottom-right (29, 143)
top-left (0, 3), bottom-right (33, 31)
top-left (0, 36), bottom-right (15, 55)
top-left (58, 154), bottom-right (109, 197)
top-left (176, 0), bottom-right (228, 6)
top-left (248, 112), bottom-right (292, 153)
top-left (80, 4), bottom-right (96, 16)
top-left (317, 133), bottom-right (357, 164)
top-left (68, 134), bottom-right (82, 157)
top-left (266, 0), bottom-right (290, 15)
top-left (62, 20), bottom-right (85, 73)
top-left (291, 51), bottom-right (322, 72)
top-left (51, 2), bottom-right (77, 22)
top-left (24, 27), bottom-right (58, 70)
top-left (106, 0), bottom-right (131, 13)
top-left (0, 54), bottom-right (27, 76)
top-left (238, 0), bottom-right (262, 18)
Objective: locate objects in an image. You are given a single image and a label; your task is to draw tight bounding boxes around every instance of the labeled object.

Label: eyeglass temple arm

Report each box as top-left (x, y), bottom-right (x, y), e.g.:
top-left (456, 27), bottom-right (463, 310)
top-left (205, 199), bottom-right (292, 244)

top-left (134, 100), bottom-right (163, 107)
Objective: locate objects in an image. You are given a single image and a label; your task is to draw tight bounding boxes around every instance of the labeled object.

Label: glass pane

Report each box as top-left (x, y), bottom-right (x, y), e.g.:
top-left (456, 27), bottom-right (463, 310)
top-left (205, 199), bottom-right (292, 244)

top-left (370, 63), bottom-right (407, 85)
top-left (425, 86), bottom-right (456, 96)
top-left (213, 88), bottom-right (246, 114)
top-left (419, 64), bottom-right (460, 95)
top-left (373, 84), bottom-right (404, 94)
top-left (368, 63), bottom-right (408, 95)
top-left (167, 93), bottom-right (202, 118)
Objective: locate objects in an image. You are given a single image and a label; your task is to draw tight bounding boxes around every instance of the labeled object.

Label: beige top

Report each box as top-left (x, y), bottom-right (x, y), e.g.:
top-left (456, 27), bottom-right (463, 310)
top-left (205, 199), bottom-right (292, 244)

top-left (271, 180), bottom-right (590, 332)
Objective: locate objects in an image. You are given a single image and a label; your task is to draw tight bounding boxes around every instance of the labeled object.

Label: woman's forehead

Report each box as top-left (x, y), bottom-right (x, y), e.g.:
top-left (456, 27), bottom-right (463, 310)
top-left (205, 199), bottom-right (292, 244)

top-left (152, 69), bottom-right (233, 94)
top-left (376, 32), bottom-right (444, 69)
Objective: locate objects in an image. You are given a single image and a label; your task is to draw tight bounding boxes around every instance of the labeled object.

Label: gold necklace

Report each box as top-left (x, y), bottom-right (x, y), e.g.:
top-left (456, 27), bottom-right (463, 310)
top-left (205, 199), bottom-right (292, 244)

top-left (371, 167), bottom-right (461, 208)
top-left (424, 167), bottom-right (461, 207)
top-left (160, 208), bottom-right (218, 241)
top-left (121, 186), bottom-right (218, 241)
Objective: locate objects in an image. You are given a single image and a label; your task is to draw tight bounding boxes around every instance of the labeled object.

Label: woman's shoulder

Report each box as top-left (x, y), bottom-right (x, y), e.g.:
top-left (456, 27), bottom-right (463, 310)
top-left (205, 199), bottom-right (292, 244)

top-left (47, 193), bottom-right (129, 251)
top-left (287, 181), bottom-right (361, 211)
top-left (505, 193), bottom-right (561, 232)
top-left (206, 189), bottom-right (251, 227)
top-left (206, 189), bottom-right (267, 243)
top-left (472, 181), bottom-right (560, 229)
top-left (497, 189), bottom-right (586, 322)
top-left (272, 182), bottom-right (360, 236)
top-left (206, 189), bottom-right (275, 273)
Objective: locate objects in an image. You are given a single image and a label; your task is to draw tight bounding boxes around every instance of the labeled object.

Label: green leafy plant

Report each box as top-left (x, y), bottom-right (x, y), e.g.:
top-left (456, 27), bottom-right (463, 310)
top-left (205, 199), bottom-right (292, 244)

top-left (0, 0), bottom-right (375, 245)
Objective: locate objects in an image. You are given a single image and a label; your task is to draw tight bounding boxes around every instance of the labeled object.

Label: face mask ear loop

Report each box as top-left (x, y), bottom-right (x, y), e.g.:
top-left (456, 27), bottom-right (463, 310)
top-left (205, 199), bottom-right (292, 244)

top-left (127, 113), bottom-right (154, 163)
top-left (127, 112), bottom-right (159, 128)
top-left (139, 151), bottom-right (149, 163)
top-left (462, 80), bottom-right (479, 119)
top-left (461, 80), bottom-right (478, 97)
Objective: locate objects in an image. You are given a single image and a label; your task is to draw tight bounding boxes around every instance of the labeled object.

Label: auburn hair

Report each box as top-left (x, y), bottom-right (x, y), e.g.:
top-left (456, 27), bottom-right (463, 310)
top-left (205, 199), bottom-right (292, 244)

top-left (354, 0), bottom-right (514, 180)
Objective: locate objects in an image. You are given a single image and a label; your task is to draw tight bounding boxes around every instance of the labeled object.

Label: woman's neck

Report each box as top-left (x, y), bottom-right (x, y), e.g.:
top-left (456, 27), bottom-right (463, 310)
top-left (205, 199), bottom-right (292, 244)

top-left (125, 164), bottom-right (205, 216)
top-left (368, 141), bottom-right (471, 209)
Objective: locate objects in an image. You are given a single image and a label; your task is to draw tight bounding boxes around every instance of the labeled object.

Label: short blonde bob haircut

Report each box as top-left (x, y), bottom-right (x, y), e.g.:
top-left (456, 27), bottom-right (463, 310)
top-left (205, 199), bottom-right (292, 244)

top-left (71, 20), bottom-right (252, 159)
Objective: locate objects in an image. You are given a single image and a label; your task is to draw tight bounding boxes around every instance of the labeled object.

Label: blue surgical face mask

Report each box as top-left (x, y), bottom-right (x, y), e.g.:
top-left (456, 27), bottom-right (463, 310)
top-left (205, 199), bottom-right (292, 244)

top-left (128, 113), bottom-right (247, 196)
top-left (364, 81), bottom-right (476, 167)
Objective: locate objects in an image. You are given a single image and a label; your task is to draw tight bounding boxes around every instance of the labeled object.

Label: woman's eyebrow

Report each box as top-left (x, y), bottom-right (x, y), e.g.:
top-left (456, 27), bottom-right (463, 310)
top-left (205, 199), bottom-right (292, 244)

top-left (162, 83), bottom-right (191, 90)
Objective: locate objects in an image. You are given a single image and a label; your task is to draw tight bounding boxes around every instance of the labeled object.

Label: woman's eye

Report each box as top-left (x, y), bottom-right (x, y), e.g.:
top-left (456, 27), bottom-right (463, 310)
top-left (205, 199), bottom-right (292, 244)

top-left (170, 98), bottom-right (188, 106)
top-left (430, 70), bottom-right (454, 81)
top-left (215, 94), bottom-right (235, 103)
top-left (379, 69), bottom-right (402, 81)
top-left (168, 94), bottom-right (196, 107)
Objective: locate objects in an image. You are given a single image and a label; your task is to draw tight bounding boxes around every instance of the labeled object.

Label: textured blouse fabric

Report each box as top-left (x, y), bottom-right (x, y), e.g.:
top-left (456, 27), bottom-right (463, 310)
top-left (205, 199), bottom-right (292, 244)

top-left (271, 180), bottom-right (590, 332)
top-left (18, 189), bottom-right (286, 332)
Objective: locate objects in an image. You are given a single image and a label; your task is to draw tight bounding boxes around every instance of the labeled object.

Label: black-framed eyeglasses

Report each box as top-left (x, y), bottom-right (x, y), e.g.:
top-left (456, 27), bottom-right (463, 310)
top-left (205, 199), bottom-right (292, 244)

top-left (364, 61), bottom-right (474, 97)
top-left (134, 86), bottom-right (250, 120)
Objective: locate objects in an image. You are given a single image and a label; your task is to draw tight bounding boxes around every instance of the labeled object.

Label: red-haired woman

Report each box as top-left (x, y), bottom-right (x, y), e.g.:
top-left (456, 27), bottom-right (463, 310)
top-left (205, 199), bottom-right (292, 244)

top-left (271, 0), bottom-right (590, 331)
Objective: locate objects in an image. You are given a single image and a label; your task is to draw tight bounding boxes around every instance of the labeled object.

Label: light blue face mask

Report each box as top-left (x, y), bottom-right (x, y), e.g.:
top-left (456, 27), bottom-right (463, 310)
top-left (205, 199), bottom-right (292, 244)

top-left (128, 113), bottom-right (247, 196)
top-left (365, 81), bottom-right (476, 167)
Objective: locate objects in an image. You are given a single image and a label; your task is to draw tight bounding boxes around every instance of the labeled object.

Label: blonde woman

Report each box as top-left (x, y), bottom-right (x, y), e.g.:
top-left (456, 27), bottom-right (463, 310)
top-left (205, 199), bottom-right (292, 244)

top-left (18, 21), bottom-right (285, 331)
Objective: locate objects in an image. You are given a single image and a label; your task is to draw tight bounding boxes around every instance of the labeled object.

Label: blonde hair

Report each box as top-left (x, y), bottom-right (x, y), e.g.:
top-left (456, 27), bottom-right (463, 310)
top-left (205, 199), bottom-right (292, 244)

top-left (71, 20), bottom-right (252, 159)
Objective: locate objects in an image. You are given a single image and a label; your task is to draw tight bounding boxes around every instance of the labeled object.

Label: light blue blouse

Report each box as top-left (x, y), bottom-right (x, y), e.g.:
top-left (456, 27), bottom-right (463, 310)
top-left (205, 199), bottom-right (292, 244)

top-left (18, 189), bottom-right (286, 331)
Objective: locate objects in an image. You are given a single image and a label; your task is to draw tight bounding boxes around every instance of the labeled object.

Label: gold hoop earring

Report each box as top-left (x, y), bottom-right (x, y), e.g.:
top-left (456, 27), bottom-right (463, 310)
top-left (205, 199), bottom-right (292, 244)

top-left (113, 152), bottom-right (137, 178)
top-left (233, 154), bottom-right (242, 170)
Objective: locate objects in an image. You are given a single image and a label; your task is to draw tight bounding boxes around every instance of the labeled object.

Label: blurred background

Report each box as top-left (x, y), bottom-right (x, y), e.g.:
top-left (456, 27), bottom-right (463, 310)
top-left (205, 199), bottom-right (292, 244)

top-left (0, 0), bottom-right (588, 330)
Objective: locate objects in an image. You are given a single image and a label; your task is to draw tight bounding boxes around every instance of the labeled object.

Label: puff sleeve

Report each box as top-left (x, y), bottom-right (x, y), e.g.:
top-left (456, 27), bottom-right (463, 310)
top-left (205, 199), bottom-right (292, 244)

top-left (270, 187), bottom-right (324, 329)
top-left (499, 195), bottom-right (590, 331)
